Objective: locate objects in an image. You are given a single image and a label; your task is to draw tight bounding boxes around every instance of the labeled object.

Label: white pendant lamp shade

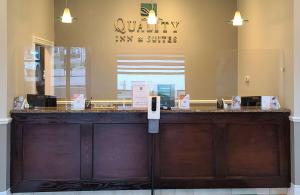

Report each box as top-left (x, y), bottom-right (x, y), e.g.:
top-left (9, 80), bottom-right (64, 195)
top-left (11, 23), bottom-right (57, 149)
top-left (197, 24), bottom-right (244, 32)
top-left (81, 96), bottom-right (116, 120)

top-left (59, 0), bottom-right (77, 24)
top-left (230, 11), bottom-right (248, 26)
top-left (147, 9), bottom-right (157, 25)
top-left (233, 11), bottom-right (243, 26)
top-left (61, 7), bottom-right (73, 23)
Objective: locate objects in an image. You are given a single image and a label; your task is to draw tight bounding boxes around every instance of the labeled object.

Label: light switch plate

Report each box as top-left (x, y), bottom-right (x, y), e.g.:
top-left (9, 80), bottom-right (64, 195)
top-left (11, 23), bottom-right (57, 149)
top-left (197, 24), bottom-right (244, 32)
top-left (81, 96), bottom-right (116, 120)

top-left (244, 75), bottom-right (250, 83)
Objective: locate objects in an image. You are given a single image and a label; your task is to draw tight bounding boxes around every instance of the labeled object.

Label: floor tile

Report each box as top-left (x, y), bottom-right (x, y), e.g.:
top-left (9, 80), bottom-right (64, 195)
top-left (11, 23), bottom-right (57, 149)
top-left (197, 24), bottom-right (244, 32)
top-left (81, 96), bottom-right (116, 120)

top-left (194, 189), bottom-right (231, 195)
top-left (269, 188), bottom-right (288, 195)
top-left (75, 192), bottom-right (92, 195)
top-left (231, 188), bottom-right (270, 195)
top-left (78, 191), bottom-right (115, 195)
top-left (12, 188), bottom-right (289, 195)
top-left (155, 189), bottom-right (176, 195)
top-left (115, 190), bottom-right (151, 195)
top-left (175, 189), bottom-right (194, 195)
top-left (33, 192), bottom-right (77, 195)
top-left (13, 193), bottom-right (34, 195)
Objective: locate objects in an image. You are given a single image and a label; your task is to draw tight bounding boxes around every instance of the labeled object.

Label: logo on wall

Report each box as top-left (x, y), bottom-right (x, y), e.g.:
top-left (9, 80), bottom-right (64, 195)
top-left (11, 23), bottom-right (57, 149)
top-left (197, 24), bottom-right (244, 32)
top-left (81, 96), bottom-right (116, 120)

top-left (114, 3), bottom-right (180, 44)
top-left (141, 3), bottom-right (157, 16)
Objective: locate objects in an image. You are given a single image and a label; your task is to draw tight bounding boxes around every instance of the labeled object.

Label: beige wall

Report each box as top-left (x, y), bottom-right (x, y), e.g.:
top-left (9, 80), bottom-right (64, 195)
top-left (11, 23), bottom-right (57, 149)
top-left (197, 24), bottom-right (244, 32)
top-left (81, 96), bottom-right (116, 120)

top-left (292, 0), bottom-right (300, 185)
top-left (1, 0), bottom-right (54, 191)
top-left (7, 0), bottom-right (55, 112)
top-left (54, 0), bottom-right (238, 100)
top-left (294, 0), bottom-right (300, 116)
top-left (237, 0), bottom-right (293, 109)
top-left (0, 0), bottom-right (8, 118)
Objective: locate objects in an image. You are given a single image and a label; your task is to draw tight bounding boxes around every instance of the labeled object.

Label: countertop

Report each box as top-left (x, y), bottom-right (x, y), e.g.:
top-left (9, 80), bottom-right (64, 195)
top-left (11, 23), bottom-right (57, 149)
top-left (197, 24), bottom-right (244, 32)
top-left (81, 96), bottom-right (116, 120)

top-left (11, 106), bottom-right (291, 114)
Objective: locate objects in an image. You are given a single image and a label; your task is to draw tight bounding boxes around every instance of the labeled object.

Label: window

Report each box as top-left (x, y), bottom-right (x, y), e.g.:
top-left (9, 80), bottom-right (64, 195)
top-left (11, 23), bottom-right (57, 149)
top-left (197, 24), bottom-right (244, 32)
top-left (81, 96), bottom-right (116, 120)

top-left (117, 54), bottom-right (185, 99)
top-left (53, 47), bottom-right (87, 99)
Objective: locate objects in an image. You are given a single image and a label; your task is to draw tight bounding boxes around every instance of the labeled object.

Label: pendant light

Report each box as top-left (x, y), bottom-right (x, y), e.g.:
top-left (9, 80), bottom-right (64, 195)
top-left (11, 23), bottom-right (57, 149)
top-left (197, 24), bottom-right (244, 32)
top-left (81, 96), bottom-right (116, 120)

top-left (147, 1), bottom-right (157, 25)
top-left (60, 0), bottom-right (75, 24)
top-left (227, 11), bottom-right (248, 26)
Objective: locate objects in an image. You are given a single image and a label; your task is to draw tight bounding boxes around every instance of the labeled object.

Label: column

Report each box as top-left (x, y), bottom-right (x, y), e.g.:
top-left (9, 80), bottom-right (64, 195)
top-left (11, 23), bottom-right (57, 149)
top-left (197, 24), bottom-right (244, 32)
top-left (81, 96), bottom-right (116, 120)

top-left (0, 0), bottom-right (10, 193)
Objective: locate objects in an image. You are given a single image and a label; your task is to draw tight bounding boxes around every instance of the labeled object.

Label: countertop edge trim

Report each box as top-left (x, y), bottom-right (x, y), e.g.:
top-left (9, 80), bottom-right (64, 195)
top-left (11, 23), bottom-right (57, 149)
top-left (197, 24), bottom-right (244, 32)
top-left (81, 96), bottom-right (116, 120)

top-left (0, 117), bottom-right (12, 125)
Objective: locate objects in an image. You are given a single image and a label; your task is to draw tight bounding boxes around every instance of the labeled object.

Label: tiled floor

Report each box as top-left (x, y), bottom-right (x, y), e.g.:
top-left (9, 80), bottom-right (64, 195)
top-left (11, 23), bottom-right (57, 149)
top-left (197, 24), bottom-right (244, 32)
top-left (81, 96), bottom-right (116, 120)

top-left (12, 188), bottom-right (289, 195)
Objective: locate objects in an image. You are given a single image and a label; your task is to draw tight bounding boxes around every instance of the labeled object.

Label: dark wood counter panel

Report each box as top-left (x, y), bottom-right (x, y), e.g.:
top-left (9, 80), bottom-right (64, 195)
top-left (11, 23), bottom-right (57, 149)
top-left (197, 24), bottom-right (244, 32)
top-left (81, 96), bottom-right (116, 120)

top-left (11, 109), bottom-right (291, 192)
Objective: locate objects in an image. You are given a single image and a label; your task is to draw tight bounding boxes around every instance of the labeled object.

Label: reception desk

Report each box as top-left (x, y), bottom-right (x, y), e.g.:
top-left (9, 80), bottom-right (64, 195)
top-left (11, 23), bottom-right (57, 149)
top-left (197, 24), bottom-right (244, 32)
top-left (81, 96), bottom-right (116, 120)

top-left (10, 107), bottom-right (291, 193)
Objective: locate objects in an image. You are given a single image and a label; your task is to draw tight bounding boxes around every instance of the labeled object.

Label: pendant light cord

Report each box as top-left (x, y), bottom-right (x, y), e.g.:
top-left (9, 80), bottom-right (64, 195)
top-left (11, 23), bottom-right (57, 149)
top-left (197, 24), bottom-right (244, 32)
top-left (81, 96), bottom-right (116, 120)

top-left (65, 0), bottom-right (68, 8)
top-left (151, 0), bottom-right (153, 10)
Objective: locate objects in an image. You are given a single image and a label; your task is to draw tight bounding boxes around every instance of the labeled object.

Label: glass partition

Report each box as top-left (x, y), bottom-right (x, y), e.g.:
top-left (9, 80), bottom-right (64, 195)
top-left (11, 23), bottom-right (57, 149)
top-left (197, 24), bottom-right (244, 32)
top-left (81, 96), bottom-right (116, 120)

top-left (116, 54), bottom-right (185, 99)
top-left (23, 48), bottom-right (285, 103)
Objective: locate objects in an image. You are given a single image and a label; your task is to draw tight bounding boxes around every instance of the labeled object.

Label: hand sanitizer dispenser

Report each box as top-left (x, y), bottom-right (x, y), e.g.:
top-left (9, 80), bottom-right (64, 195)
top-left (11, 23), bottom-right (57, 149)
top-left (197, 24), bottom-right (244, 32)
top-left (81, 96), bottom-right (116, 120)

top-left (148, 96), bottom-right (160, 134)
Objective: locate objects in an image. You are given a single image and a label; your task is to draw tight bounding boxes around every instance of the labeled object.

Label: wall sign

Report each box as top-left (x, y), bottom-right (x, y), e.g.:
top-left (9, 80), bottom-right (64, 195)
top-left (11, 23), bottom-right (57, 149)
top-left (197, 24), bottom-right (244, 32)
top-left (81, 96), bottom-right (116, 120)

top-left (114, 3), bottom-right (180, 44)
top-left (114, 19), bottom-right (180, 44)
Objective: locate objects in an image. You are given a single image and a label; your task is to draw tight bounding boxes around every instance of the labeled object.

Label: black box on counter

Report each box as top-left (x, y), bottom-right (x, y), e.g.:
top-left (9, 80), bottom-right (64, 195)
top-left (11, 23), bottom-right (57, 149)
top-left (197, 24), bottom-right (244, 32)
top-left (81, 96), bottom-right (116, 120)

top-left (241, 96), bottom-right (261, 107)
top-left (27, 94), bottom-right (57, 108)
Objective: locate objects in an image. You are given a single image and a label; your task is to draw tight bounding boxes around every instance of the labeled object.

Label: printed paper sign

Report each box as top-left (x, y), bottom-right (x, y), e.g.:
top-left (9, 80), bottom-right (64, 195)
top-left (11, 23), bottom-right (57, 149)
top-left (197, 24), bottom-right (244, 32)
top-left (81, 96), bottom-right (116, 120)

top-left (232, 96), bottom-right (241, 109)
top-left (71, 94), bottom-right (85, 110)
top-left (178, 94), bottom-right (190, 109)
top-left (261, 96), bottom-right (281, 109)
top-left (132, 81), bottom-right (149, 108)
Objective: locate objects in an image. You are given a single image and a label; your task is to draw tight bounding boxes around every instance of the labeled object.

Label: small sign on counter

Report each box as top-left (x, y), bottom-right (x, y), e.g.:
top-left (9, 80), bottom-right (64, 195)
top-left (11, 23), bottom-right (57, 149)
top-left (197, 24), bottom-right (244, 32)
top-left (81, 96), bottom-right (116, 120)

top-left (13, 96), bottom-right (26, 110)
top-left (261, 96), bottom-right (281, 109)
top-left (178, 94), bottom-right (190, 109)
top-left (132, 81), bottom-right (149, 108)
top-left (232, 96), bottom-right (241, 109)
top-left (71, 94), bottom-right (85, 110)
